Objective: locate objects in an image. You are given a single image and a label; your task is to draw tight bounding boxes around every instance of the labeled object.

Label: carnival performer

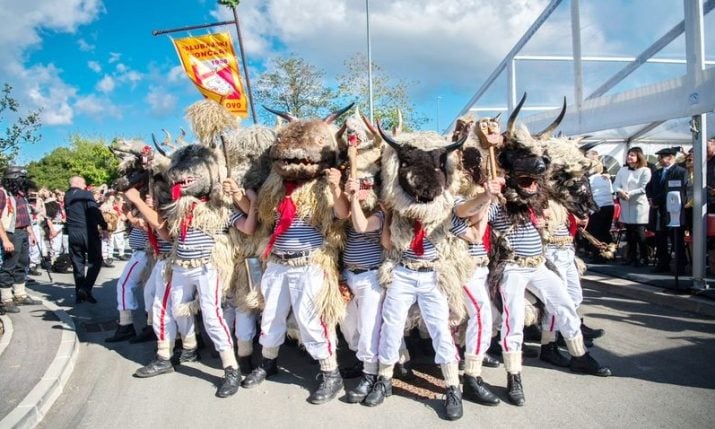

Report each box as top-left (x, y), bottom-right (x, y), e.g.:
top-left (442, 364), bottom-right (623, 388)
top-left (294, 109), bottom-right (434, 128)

top-left (241, 105), bottom-right (352, 405)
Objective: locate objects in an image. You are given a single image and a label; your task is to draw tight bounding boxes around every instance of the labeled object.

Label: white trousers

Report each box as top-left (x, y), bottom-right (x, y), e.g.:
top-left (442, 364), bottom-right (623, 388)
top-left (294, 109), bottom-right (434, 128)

top-left (152, 260), bottom-right (193, 344)
top-left (259, 261), bottom-right (334, 361)
top-left (29, 224), bottom-right (46, 265)
top-left (462, 266), bottom-right (493, 356)
top-left (171, 263), bottom-right (233, 352)
top-left (499, 263), bottom-right (580, 352)
top-left (342, 269), bottom-right (384, 364)
top-left (115, 251), bottom-right (148, 311)
top-left (50, 222), bottom-right (65, 257)
top-left (223, 297), bottom-right (258, 343)
top-left (542, 245), bottom-right (583, 333)
top-left (379, 266), bottom-right (459, 365)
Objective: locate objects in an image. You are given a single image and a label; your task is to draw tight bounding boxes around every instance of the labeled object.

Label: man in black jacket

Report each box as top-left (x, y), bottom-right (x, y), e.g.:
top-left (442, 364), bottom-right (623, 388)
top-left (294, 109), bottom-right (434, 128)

top-left (65, 176), bottom-right (109, 303)
top-left (648, 147), bottom-right (689, 274)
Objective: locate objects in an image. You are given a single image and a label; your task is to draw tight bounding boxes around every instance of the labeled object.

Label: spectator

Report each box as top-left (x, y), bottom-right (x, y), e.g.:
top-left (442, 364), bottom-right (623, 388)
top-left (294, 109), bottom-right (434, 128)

top-left (0, 166), bottom-right (42, 315)
top-left (613, 148), bottom-right (652, 267)
top-left (65, 176), bottom-right (109, 304)
top-left (648, 147), bottom-right (688, 274)
top-left (42, 189), bottom-right (64, 261)
top-left (586, 161), bottom-right (614, 261)
top-left (706, 137), bottom-right (715, 273)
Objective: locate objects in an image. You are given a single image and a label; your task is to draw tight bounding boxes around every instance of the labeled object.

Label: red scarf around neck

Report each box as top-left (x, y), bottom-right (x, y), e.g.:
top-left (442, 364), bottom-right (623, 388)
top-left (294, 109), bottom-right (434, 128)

top-left (410, 220), bottom-right (427, 256)
top-left (263, 181), bottom-right (301, 258)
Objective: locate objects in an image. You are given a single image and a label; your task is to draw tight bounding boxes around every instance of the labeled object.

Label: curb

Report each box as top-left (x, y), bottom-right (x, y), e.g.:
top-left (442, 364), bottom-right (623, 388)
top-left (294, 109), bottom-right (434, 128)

top-left (583, 272), bottom-right (715, 318)
top-left (0, 297), bottom-right (80, 429)
top-left (0, 314), bottom-right (13, 358)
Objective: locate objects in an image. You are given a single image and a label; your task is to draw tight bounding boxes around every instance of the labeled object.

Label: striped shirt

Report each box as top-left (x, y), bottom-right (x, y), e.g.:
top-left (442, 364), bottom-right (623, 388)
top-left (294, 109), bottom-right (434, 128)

top-left (488, 203), bottom-right (543, 258)
top-left (157, 238), bottom-right (173, 255)
top-left (344, 210), bottom-right (384, 268)
top-left (402, 211), bottom-right (469, 262)
top-left (453, 196), bottom-right (488, 257)
top-left (175, 211), bottom-right (242, 260)
top-left (127, 227), bottom-right (148, 251)
top-left (272, 216), bottom-right (323, 254)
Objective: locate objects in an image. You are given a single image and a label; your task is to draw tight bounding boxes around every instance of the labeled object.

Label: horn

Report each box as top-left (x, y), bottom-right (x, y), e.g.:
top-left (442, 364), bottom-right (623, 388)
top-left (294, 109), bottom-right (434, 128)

top-left (579, 140), bottom-right (602, 153)
top-left (535, 96), bottom-right (567, 140)
top-left (492, 112), bottom-right (502, 122)
top-left (336, 123), bottom-right (347, 144)
top-left (360, 113), bottom-right (379, 139)
top-left (151, 133), bottom-right (168, 157)
top-left (177, 127), bottom-right (187, 146)
top-left (445, 132), bottom-right (469, 152)
top-left (377, 120), bottom-right (400, 151)
top-left (506, 93), bottom-right (527, 135)
top-left (263, 105), bottom-right (298, 122)
top-left (323, 102), bottom-right (355, 124)
top-left (393, 109), bottom-right (403, 135)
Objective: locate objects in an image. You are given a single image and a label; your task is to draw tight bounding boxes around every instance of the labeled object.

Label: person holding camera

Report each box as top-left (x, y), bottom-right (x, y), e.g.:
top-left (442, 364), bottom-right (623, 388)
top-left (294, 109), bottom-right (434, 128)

top-left (0, 166), bottom-right (42, 315)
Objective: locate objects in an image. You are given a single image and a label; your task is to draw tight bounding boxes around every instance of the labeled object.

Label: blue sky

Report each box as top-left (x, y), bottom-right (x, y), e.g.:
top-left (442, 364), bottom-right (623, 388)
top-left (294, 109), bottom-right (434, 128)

top-left (0, 0), bottom-right (712, 164)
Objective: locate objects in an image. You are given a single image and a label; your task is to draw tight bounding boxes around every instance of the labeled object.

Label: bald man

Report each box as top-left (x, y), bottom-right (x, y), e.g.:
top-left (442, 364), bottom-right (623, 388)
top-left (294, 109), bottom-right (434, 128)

top-left (65, 176), bottom-right (109, 303)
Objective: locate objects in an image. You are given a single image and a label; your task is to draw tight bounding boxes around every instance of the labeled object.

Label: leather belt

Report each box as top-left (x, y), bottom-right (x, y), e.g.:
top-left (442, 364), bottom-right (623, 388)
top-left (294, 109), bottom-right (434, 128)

top-left (346, 266), bottom-right (379, 275)
top-left (272, 250), bottom-right (314, 261)
top-left (399, 262), bottom-right (434, 272)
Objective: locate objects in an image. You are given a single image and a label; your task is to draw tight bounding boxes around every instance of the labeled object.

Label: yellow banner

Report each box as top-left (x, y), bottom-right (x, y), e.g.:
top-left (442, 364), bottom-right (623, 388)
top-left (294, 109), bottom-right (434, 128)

top-left (173, 32), bottom-right (248, 117)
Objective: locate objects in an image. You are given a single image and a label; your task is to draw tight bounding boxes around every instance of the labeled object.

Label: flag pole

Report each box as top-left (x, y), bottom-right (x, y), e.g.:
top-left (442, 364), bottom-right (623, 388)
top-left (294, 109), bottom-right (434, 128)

top-left (229, 5), bottom-right (257, 124)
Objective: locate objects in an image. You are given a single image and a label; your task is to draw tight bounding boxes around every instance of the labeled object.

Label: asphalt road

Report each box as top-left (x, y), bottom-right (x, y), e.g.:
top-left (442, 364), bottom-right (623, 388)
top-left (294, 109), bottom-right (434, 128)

top-left (24, 262), bottom-right (715, 429)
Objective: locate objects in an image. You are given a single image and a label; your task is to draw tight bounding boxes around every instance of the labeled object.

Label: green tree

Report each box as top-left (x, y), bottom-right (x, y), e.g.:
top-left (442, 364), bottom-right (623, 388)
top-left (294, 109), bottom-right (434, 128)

top-left (0, 83), bottom-right (41, 170)
top-left (254, 55), bottom-right (334, 123)
top-left (27, 135), bottom-right (119, 190)
top-left (335, 53), bottom-right (427, 131)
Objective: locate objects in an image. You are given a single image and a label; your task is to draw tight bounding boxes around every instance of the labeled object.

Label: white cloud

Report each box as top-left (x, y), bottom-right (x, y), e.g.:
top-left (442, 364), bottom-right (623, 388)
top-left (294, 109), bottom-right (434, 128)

top-left (115, 63), bottom-right (127, 73)
top-left (0, 0), bottom-right (104, 125)
top-left (96, 75), bottom-right (115, 93)
top-left (77, 38), bottom-right (95, 52)
top-left (145, 87), bottom-right (178, 117)
top-left (74, 94), bottom-right (122, 119)
top-left (87, 60), bottom-right (101, 73)
top-left (108, 52), bottom-right (121, 64)
top-left (167, 65), bottom-right (186, 83)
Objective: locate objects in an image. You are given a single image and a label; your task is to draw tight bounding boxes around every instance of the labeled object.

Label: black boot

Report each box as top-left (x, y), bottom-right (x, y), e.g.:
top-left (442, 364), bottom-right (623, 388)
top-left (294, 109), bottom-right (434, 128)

top-left (105, 324), bottom-right (136, 343)
top-left (242, 358), bottom-right (278, 388)
top-left (444, 385), bottom-right (463, 421)
top-left (363, 376), bottom-right (392, 407)
top-left (570, 353), bottom-right (612, 377)
top-left (462, 375), bottom-right (500, 406)
top-left (394, 361), bottom-right (416, 380)
top-left (308, 369), bottom-right (343, 404)
top-left (129, 326), bottom-right (157, 344)
top-left (482, 353), bottom-right (501, 368)
top-left (134, 358), bottom-right (174, 378)
top-left (216, 367), bottom-right (240, 398)
top-left (539, 342), bottom-right (571, 367)
top-left (339, 361), bottom-right (364, 379)
top-left (238, 355), bottom-right (254, 376)
top-left (346, 373), bottom-right (376, 403)
top-left (506, 373), bottom-right (525, 406)
top-left (523, 324), bottom-right (542, 343)
top-left (178, 348), bottom-right (200, 363)
top-left (0, 301), bottom-right (20, 314)
top-left (487, 335), bottom-right (501, 356)
top-left (581, 318), bottom-right (605, 340)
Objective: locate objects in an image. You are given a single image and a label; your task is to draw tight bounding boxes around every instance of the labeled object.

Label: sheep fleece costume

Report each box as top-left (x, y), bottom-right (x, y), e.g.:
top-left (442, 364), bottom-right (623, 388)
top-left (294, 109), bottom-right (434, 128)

top-left (379, 131), bottom-right (472, 324)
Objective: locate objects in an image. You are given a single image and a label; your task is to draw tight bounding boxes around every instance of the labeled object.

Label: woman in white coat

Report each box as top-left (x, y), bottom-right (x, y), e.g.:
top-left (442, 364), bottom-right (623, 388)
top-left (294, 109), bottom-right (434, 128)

top-left (613, 148), bottom-right (652, 266)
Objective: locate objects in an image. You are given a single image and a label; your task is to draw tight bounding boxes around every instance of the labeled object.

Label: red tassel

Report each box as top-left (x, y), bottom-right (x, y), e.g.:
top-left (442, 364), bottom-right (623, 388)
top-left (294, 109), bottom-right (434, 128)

top-left (171, 183), bottom-right (182, 201)
top-left (482, 224), bottom-right (492, 254)
top-left (567, 213), bottom-right (578, 237)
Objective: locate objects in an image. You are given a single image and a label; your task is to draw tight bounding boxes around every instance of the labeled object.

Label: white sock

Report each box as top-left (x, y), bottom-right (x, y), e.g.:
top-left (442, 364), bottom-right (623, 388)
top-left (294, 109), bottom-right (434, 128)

top-left (464, 353), bottom-right (484, 377)
top-left (219, 349), bottom-right (238, 369)
top-left (441, 363), bottom-right (460, 387)
top-left (319, 356), bottom-right (338, 372)
top-left (119, 310), bottom-right (133, 326)
top-left (262, 346), bottom-right (280, 360)
top-left (237, 340), bottom-right (253, 357)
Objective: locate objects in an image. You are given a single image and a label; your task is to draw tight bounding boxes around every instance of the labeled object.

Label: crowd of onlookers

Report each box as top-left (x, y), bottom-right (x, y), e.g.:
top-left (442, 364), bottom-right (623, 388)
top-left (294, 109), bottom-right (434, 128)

top-left (581, 136), bottom-right (715, 276)
top-left (26, 185), bottom-right (130, 279)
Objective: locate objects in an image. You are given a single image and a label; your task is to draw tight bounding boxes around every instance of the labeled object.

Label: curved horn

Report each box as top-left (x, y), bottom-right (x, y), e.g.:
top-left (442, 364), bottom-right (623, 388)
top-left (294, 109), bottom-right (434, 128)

top-left (444, 131), bottom-right (469, 153)
top-left (360, 113), bottom-right (379, 139)
top-left (336, 123), bottom-right (347, 144)
top-left (492, 112), bottom-right (502, 122)
top-left (263, 105), bottom-right (298, 122)
top-left (177, 127), bottom-right (187, 146)
top-left (506, 93), bottom-right (527, 135)
top-left (323, 102), bottom-right (355, 124)
top-left (377, 120), bottom-right (400, 151)
top-left (535, 96), bottom-right (567, 140)
top-left (578, 140), bottom-right (602, 153)
top-left (151, 133), bottom-right (168, 157)
top-left (393, 109), bottom-right (403, 135)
